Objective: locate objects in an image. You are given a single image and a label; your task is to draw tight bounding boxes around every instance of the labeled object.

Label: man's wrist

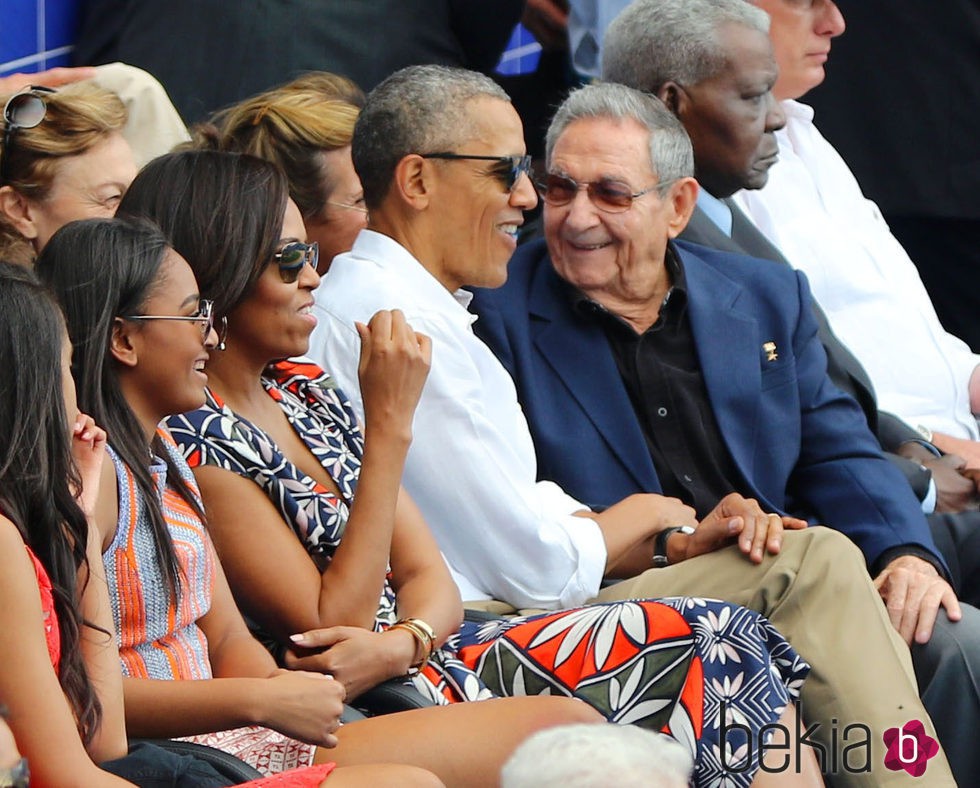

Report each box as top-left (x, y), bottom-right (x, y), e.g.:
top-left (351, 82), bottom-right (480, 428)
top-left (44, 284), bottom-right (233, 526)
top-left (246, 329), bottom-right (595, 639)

top-left (653, 526), bottom-right (695, 567)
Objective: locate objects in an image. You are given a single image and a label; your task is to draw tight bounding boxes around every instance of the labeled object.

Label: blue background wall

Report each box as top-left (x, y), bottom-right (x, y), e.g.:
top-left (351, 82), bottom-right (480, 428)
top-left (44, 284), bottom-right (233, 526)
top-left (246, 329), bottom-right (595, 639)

top-left (1, 0), bottom-right (81, 76)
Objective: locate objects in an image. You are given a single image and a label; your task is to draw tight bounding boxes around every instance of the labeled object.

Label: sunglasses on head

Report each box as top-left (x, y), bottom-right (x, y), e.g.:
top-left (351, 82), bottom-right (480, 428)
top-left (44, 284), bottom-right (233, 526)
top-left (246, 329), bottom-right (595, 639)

top-left (420, 152), bottom-right (533, 193)
top-left (1, 85), bottom-right (55, 185)
top-left (536, 173), bottom-right (678, 213)
top-left (274, 240), bottom-right (319, 283)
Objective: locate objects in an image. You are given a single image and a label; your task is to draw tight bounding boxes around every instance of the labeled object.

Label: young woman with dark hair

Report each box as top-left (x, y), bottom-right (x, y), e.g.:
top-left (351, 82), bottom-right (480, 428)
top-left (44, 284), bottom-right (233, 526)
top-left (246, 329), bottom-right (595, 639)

top-left (0, 262), bottom-right (130, 786)
top-left (0, 263), bottom-right (240, 787)
top-left (37, 216), bottom-right (600, 788)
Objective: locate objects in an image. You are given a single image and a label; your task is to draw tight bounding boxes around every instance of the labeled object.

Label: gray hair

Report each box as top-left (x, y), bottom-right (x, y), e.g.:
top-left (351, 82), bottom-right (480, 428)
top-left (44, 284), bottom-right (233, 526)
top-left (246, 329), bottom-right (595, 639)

top-left (352, 64), bottom-right (511, 209)
top-left (602, 0), bottom-right (770, 93)
top-left (501, 723), bottom-right (693, 788)
top-left (545, 82), bottom-right (694, 182)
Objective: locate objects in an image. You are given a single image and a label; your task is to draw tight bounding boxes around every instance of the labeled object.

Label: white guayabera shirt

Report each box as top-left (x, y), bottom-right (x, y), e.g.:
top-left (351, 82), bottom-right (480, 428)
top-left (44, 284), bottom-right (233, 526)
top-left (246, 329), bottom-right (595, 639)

top-left (734, 100), bottom-right (980, 440)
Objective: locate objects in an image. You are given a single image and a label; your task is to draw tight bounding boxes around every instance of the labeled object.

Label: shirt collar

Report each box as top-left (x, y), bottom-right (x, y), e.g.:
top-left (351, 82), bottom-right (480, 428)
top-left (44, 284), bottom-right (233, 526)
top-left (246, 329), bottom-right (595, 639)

top-left (346, 229), bottom-right (476, 325)
top-left (696, 189), bottom-right (734, 237)
top-left (781, 99), bottom-right (815, 123)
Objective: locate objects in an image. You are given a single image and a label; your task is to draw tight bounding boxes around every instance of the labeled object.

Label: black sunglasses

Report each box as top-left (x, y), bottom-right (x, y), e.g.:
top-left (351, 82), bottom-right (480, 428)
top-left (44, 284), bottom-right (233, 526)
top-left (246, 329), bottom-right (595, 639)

top-left (274, 240), bottom-right (319, 283)
top-left (536, 172), bottom-right (677, 213)
top-left (421, 153), bottom-right (533, 193)
top-left (1, 85), bottom-right (55, 185)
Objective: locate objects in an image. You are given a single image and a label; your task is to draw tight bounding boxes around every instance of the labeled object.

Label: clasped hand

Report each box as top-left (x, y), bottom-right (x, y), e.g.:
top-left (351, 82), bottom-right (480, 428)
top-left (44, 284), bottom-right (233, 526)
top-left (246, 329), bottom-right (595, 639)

top-left (285, 626), bottom-right (417, 702)
top-left (672, 493), bottom-right (808, 565)
top-left (261, 669), bottom-right (346, 748)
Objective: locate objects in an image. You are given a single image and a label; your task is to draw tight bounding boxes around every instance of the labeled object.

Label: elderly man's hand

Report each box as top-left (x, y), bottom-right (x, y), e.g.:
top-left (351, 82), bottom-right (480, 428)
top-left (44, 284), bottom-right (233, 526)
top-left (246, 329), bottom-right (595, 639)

top-left (874, 555), bottom-right (962, 645)
top-left (672, 492), bottom-right (807, 564)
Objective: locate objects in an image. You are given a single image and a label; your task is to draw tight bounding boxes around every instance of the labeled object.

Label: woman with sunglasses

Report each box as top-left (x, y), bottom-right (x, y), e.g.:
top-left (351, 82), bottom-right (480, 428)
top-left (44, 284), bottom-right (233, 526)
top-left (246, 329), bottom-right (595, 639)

top-left (38, 208), bottom-right (597, 786)
top-left (118, 147), bottom-right (820, 786)
top-left (0, 82), bottom-right (137, 265)
top-left (204, 72), bottom-right (367, 272)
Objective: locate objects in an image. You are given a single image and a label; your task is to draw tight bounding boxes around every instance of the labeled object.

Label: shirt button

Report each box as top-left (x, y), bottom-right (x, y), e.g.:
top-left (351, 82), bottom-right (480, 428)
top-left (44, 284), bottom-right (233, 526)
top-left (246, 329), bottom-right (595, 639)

top-left (657, 407), bottom-right (668, 417)
top-left (683, 474), bottom-right (693, 483)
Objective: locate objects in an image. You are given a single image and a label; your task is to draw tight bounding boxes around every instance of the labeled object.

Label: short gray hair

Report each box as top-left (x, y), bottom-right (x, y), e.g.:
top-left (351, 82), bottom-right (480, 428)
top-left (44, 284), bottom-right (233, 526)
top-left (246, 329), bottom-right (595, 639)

top-left (352, 64), bottom-right (510, 209)
top-left (602, 0), bottom-right (770, 93)
top-left (501, 723), bottom-right (693, 788)
top-left (545, 82), bottom-right (693, 182)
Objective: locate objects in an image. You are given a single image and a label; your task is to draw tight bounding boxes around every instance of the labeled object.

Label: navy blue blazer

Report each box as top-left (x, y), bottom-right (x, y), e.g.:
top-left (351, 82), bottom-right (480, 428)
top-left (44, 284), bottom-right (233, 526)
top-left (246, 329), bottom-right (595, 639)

top-left (471, 238), bottom-right (943, 572)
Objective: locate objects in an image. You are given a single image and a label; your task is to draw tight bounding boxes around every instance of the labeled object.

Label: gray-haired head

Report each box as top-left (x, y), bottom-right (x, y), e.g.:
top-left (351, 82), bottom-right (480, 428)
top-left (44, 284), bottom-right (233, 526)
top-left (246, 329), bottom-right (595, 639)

top-left (602, 0), bottom-right (770, 94)
top-left (352, 64), bottom-right (511, 210)
top-left (501, 723), bottom-right (693, 788)
top-left (545, 82), bottom-right (694, 182)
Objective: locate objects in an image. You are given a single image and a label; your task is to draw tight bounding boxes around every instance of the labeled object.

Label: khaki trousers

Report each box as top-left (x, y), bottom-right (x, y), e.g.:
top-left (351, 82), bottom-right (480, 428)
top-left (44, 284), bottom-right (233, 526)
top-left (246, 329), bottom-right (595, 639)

top-left (470, 527), bottom-right (955, 786)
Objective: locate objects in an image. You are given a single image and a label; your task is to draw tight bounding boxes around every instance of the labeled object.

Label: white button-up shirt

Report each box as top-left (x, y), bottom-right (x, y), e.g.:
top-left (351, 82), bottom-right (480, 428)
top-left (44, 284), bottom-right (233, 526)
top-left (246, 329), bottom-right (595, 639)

top-left (308, 230), bottom-right (606, 609)
top-left (734, 100), bottom-right (980, 439)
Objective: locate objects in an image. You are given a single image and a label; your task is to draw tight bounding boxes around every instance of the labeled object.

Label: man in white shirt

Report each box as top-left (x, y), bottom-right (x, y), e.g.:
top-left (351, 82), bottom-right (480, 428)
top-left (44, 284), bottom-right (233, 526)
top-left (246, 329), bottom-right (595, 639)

top-left (309, 64), bottom-right (956, 784)
top-left (734, 0), bottom-right (980, 467)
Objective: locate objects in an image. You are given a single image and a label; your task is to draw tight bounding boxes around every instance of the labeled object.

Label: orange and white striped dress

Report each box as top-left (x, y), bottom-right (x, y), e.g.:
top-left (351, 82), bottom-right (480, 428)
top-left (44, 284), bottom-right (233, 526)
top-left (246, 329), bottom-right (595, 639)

top-left (103, 431), bottom-right (317, 775)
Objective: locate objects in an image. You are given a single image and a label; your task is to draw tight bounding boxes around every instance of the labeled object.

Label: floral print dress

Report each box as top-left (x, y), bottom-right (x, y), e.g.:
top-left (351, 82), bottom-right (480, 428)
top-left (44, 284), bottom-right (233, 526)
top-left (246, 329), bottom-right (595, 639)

top-left (167, 360), bottom-right (809, 786)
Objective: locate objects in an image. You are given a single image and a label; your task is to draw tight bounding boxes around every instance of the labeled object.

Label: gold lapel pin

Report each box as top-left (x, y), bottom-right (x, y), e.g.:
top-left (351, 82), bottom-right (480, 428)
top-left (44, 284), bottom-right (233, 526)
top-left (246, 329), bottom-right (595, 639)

top-left (763, 341), bottom-right (778, 362)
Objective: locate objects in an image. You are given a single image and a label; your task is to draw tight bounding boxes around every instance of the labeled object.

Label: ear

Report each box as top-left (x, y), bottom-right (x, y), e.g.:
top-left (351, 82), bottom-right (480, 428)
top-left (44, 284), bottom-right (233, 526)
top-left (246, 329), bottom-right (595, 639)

top-left (391, 153), bottom-right (432, 212)
top-left (109, 317), bottom-right (140, 368)
top-left (665, 177), bottom-right (700, 239)
top-left (657, 81), bottom-right (687, 118)
top-left (0, 185), bottom-right (40, 240)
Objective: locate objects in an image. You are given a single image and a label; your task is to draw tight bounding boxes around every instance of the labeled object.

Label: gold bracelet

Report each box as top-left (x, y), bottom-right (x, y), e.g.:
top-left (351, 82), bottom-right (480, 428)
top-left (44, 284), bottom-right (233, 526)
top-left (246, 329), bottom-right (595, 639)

top-left (389, 618), bottom-right (436, 670)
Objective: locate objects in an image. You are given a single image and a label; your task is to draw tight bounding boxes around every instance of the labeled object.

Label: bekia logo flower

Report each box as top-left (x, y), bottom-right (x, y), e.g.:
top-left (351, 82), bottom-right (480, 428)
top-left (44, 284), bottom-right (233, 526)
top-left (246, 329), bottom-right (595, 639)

top-left (883, 720), bottom-right (939, 777)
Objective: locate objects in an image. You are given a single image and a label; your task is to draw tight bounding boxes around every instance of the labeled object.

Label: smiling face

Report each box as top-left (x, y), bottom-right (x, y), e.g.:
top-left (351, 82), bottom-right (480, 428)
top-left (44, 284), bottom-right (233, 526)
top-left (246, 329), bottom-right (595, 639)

top-left (29, 132), bottom-right (138, 250)
top-left (670, 23), bottom-right (784, 197)
top-left (227, 198), bottom-right (321, 361)
top-left (121, 249), bottom-right (214, 423)
top-left (544, 116), bottom-right (690, 308)
top-left (424, 97), bottom-right (537, 292)
top-left (304, 145), bottom-right (368, 272)
top-left (752, 0), bottom-right (846, 100)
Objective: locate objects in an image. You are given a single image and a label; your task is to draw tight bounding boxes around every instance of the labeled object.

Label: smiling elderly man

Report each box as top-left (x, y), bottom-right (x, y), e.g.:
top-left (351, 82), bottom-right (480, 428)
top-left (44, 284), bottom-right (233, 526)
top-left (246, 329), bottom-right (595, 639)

top-left (470, 80), bottom-right (956, 784)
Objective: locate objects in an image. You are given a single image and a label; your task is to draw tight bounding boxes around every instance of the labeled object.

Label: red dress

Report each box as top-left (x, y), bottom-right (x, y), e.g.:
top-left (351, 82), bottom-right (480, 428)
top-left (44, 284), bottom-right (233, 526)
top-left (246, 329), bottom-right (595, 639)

top-left (27, 545), bottom-right (335, 787)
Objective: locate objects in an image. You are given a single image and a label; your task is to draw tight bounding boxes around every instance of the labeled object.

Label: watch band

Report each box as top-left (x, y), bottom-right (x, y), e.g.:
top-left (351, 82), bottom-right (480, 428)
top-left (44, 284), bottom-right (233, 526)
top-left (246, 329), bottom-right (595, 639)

top-left (652, 526), bottom-right (695, 567)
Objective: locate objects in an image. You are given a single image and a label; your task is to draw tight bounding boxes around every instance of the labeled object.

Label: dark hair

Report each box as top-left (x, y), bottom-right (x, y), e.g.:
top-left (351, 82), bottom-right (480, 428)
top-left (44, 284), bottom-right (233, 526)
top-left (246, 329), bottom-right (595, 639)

top-left (35, 218), bottom-right (205, 602)
top-left (117, 150), bottom-right (289, 320)
top-left (352, 65), bottom-right (510, 209)
top-left (0, 261), bottom-right (101, 744)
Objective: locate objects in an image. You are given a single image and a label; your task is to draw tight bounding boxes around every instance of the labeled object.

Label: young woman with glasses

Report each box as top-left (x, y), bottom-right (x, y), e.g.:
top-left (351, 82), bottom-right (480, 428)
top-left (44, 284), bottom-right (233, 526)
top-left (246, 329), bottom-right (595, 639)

top-left (0, 82), bottom-right (137, 264)
top-left (37, 210), bottom-right (597, 786)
